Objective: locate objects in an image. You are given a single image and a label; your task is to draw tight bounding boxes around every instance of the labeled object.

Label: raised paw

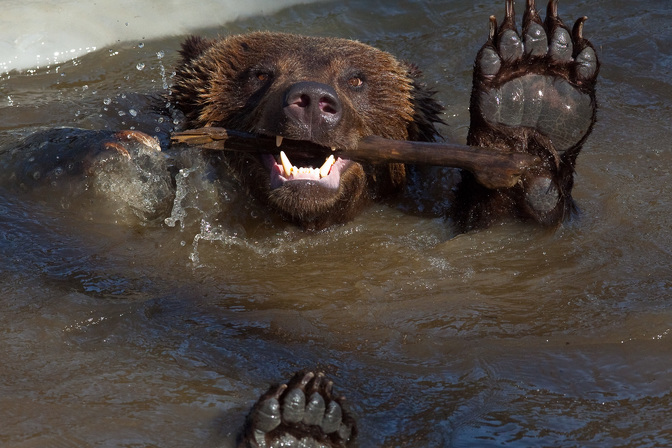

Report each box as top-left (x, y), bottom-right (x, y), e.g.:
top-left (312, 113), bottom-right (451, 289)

top-left (238, 371), bottom-right (356, 448)
top-left (456, 0), bottom-right (599, 230)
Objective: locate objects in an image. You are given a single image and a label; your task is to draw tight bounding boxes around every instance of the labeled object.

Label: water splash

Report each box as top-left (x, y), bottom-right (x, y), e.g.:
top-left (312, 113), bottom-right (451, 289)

top-left (164, 167), bottom-right (196, 229)
top-left (157, 51), bottom-right (170, 93)
top-left (189, 219), bottom-right (234, 266)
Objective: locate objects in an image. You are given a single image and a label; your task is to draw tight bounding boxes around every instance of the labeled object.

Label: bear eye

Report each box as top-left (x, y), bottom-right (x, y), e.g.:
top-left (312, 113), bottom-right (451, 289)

top-left (348, 76), bottom-right (364, 88)
top-left (248, 69), bottom-right (273, 85)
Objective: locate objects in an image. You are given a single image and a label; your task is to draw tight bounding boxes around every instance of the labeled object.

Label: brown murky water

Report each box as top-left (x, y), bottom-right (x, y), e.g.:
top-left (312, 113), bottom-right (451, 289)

top-left (1, 1), bottom-right (672, 447)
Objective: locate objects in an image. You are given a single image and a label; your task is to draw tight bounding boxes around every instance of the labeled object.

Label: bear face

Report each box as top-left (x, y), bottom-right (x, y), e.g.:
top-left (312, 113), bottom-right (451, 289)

top-left (172, 32), bottom-right (443, 230)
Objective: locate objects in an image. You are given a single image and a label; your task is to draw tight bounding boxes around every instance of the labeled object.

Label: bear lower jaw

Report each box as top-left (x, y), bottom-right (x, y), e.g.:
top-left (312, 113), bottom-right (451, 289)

top-left (266, 161), bottom-right (368, 230)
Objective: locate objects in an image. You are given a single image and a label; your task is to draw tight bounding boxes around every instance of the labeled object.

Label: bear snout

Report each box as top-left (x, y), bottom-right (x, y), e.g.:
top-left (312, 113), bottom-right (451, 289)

top-left (283, 81), bottom-right (343, 130)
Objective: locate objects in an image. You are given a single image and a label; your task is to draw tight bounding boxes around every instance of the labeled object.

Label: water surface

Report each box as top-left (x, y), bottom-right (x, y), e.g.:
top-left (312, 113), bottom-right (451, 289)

top-left (1, 1), bottom-right (671, 447)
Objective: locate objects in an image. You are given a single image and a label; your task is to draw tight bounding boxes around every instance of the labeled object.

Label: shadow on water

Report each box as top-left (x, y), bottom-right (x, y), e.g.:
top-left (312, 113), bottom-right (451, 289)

top-left (1, 0), bottom-right (672, 447)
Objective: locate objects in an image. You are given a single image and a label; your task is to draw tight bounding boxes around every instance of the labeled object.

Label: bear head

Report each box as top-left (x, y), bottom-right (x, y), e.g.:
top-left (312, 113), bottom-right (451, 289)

top-left (172, 32), bottom-right (443, 230)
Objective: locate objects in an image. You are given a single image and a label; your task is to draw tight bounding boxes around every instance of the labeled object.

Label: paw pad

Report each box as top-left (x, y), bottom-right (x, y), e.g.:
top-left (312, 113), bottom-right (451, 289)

top-left (240, 371), bottom-right (356, 448)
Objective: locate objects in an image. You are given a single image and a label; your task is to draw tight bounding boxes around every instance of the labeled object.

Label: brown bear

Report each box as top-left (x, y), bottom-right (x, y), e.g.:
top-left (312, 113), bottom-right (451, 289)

top-left (5, 0), bottom-right (598, 233)
top-left (170, 32), bottom-right (444, 231)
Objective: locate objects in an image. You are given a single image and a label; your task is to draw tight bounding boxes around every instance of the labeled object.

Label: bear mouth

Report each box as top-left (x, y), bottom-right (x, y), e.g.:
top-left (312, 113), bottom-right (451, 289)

top-left (261, 136), bottom-right (352, 190)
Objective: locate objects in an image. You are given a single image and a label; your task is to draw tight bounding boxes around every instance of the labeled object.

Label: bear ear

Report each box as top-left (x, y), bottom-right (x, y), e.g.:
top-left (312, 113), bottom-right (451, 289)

top-left (179, 35), bottom-right (215, 65)
top-left (405, 63), bottom-right (445, 142)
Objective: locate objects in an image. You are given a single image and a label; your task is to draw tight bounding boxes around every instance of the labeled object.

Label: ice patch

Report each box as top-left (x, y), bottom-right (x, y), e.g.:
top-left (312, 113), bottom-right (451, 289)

top-left (0, 0), bottom-right (326, 73)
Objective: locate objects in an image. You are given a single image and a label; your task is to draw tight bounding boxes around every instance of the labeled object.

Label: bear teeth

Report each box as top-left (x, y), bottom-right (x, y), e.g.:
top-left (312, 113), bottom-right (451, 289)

top-left (276, 135), bottom-right (284, 147)
top-left (280, 150), bottom-right (294, 176)
top-left (278, 151), bottom-right (336, 179)
top-left (319, 155), bottom-right (335, 178)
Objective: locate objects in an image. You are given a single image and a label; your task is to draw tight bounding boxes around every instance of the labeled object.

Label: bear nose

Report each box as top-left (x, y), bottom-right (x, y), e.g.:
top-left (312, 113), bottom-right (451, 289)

top-left (283, 81), bottom-right (342, 128)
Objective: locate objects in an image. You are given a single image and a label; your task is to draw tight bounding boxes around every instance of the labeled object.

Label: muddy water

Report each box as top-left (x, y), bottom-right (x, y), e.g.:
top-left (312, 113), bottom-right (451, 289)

top-left (1, 1), bottom-right (672, 447)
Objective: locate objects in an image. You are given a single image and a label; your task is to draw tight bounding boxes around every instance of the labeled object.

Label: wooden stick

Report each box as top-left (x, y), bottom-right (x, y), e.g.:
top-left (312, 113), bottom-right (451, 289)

top-left (171, 127), bottom-right (539, 189)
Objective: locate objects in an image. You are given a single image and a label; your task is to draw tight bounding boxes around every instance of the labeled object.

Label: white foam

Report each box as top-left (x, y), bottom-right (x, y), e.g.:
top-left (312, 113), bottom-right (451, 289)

top-left (0, 0), bottom-right (324, 73)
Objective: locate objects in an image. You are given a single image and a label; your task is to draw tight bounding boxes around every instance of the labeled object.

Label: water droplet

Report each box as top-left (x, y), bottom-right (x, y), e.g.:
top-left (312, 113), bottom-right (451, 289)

top-left (136, 62), bottom-right (145, 71)
top-left (103, 98), bottom-right (111, 105)
top-left (138, 42), bottom-right (144, 48)
top-left (129, 109), bottom-right (138, 117)
top-left (156, 50), bottom-right (164, 59)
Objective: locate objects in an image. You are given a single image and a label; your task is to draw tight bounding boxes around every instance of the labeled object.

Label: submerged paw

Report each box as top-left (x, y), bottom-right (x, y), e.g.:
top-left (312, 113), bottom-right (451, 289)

top-left (239, 371), bottom-right (356, 448)
top-left (473, 0), bottom-right (599, 153)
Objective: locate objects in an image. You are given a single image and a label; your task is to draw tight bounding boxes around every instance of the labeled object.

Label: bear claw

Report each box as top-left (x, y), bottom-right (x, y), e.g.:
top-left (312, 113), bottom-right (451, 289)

top-left (477, 0), bottom-right (599, 88)
top-left (472, 0), bottom-right (599, 154)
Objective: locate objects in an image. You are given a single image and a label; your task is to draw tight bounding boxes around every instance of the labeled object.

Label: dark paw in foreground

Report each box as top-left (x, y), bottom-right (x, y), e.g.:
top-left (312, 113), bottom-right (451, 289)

top-left (456, 0), bottom-right (599, 230)
top-left (238, 371), bottom-right (356, 448)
